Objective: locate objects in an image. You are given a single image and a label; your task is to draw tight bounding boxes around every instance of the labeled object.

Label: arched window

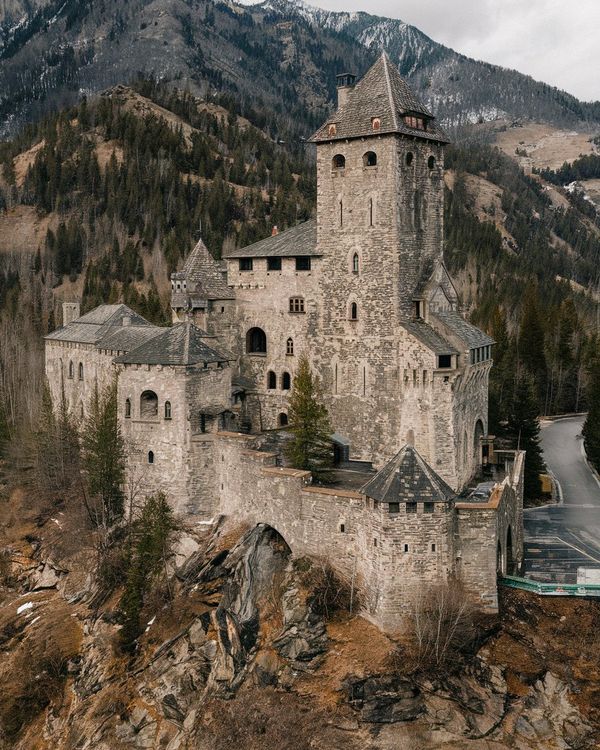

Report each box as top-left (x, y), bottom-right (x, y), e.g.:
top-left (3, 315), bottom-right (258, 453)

top-left (140, 390), bottom-right (158, 418)
top-left (78, 362), bottom-right (84, 381)
top-left (267, 370), bottom-right (277, 389)
top-left (350, 302), bottom-right (358, 320)
top-left (278, 413), bottom-right (288, 427)
top-left (286, 337), bottom-right (294, 356)
top-left (125, 398), bottom-right (131, 418)
top-left (246, 327), bottom-right (267, 354)
top-left (148, 451), bottom-right (154, 464)
top-left (332, 154), bottom-right (345, 169)
top-left (428, 155), bottom-right (435, 170)
top-left (363, 151), bottom-right (377, 167)
top-left (352, 253), bottom-right (359, 274)
top-left (282, 372), bottom-right (291, 390)
top-left (406, 152), bottom-right (414, 166)
top-left (164, 401), bottom-right (172, 419)
top-left (68, 361), bottom-right (74, 379)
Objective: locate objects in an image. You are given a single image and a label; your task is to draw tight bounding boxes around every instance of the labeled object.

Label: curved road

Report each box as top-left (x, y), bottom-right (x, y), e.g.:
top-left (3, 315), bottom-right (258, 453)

top-left (540, 415), bottom-right (600, 505)
top-left (523, 415), bottom-right (600, 582)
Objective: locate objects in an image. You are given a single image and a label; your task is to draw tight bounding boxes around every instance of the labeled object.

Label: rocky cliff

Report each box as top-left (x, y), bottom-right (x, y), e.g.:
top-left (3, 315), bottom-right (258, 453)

top-left (0, 485), bottom-right (598, 750)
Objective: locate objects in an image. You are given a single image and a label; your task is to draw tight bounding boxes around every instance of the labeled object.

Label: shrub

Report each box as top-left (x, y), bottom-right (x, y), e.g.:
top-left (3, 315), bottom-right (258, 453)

top-left (296, 556), bottom-right (358, 620)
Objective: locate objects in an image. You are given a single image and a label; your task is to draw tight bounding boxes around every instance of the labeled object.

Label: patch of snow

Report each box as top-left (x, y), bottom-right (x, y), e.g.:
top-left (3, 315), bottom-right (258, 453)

top-left (17, 601), bottom-right (33, 614)
top-left (144, 615), bottom-right (156, 633)
top-left (30, 616), bottom-right (41, 625)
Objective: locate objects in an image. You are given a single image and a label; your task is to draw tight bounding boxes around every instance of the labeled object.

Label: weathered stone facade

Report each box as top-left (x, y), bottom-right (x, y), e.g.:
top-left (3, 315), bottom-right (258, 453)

top-left (44, 54), bottom-right (524, 630)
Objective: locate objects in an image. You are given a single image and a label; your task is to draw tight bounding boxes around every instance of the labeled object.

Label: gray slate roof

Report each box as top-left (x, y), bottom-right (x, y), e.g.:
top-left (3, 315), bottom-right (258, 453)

top-left (361, 445), bottom-right (455, 504)
top-left (431, 311), bottom-right (494, 349)
top-left (402, 319), bottom-right (458, 355)
top-left (174, 238), bottom-right (234, 300)
top-left (114, 322), bottom-right (230, 366)
top-left (224, 219), bottom-right (318, 259)
top-left (311, 53), bottom-right (449, 144)
top-left (45, 304), bottom-right (157, 346)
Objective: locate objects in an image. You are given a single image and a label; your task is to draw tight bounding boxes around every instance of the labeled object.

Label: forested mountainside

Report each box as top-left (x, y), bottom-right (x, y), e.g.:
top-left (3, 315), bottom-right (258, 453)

top-left (0, 83), bottom-right (599, 464)
top-left (1, 0), bottom-right (600, 140)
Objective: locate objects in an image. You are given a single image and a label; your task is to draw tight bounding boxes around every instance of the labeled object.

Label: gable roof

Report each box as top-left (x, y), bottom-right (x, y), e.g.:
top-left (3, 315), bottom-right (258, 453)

top-left (224, 219), bottom-right (318, 259)
top-left (45, 304), bottom-right (156, 346)
top-left (310, 53), bottom-right (449, 144)
top-left (361, 445), bottom-right (455, 504)
top-left (114, 322), bottom-right (230, 366)
top-left (431, 311), bottom-right (495, 350)
top-left (173, 238), bottom-right (234, 300)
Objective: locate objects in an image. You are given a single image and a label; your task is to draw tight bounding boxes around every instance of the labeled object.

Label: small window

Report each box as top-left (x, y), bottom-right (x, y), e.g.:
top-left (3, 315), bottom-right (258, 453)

top-left (239, 258), bottom-right (253, 271)
top-left (278, 412), bottom-right (288, 427)
top-left (68, 361), bottom-right (74, 379)
top-left (282, 372), bottom-right (291, 390)
top-left (221, 306), bottom-right (225, 313)
top-left (289, 297), bottom-right (305, 313)
top-left (352, 253), bottom-right (359, 274)
top-left (424, 501), bottom-right (434, 513)
top-left (406, 502), bottom-right (417, 514)
top-left (286, 337), bottom-right (294, 356)
top-left (200, 414), bottom-right (207, 433)
top-left (374, 538), bottom-right (378, 547)
top-left (78, 363), bottom-right (84, 381)
top-left (438, 354), bottom-right (452, 369)
top-left (350, 302), bottom-right (358, 320)
top-left (267, 257), bottom-right (281, 271)
top-left (332, 153), bottom-right (345, 169)
top-left (148, 451), bottom-right (154, 464)
top-left (267, 370), bottom-right (277, 389)
top-left (340, 523), bottom-right (345, 533)
top-left (363, 151), bottom-right (377, 167)
top-left (125, 398), bottom-right (131, 418)
top-left (246, 327), bottom-right (267, 354)
top-left (140, 390), bottom-right (158, 418)
top-left (368, 197), bottom-right (373, 227)
top-left (406, 152), bottom-right (413, 166)
top-left (404, 544), bottom-right (409, 552)
top-left (295, 257), bottom-right (311, 272)
top-left (428, 155), bottom-right (435, 170)
top-left (414, 300), bottom-right (422, 319)
top-left (431, 543), bottom-right (436, 552)
top-left (389, 502), bottom-right (399, 514)
top-left (164, 401), bottom-right (172, 419)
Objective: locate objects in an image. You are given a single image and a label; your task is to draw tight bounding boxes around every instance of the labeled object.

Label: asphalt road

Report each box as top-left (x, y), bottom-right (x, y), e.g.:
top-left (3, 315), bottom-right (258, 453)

top-left (522, 416), bottom-right (600, 582)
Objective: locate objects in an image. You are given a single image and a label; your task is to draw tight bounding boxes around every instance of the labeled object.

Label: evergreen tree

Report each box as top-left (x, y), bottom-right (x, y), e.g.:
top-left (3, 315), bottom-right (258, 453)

top-left (82, 377), bottom-right (125, 526)
top-left (582, 364), bottom-right (600, 473)
top-left (119, 492), bottom-right (176, 651)
top-left (507, 372), bottom-right (546, 502)
top-left (518, 286), bottom-right (547, 409)
top-left (284, 355), bottom-right (333, 480)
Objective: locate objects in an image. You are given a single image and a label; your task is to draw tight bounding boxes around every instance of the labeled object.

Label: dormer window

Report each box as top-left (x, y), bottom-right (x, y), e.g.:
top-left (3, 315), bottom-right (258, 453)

top-left (371, 117), bottom-right (381, 131)
top-left (438, 354), bottom-right (452, 369)
top-left (404, 115), bottom-right (427, 131)
top-left (328, 123), bottom-right (337, 136)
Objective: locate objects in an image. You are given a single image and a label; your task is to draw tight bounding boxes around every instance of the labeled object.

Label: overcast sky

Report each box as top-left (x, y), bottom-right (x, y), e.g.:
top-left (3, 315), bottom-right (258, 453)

top-left (251, 0), bottom-right (600, 101)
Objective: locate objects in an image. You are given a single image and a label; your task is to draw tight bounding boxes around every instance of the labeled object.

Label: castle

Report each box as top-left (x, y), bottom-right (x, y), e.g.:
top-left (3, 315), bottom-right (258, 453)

top-left (45, 54), bottom-right (524, 629)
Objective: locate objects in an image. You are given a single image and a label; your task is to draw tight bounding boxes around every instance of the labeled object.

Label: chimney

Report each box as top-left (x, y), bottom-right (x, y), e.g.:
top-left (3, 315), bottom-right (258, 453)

top-left (271, 225), bottom-right (279, 236)
top-left (62, 301), bottom-right (80, 326)
top-left (336, 73), bottom-right (356, 109)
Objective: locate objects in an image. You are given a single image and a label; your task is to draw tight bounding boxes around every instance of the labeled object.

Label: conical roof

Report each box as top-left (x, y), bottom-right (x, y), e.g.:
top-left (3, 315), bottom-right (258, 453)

top-left (311, 52), bottom-right (448, 144)
top-left (114, 322), bottom-right (230, 366)
top-left (361, 444), bottom-right (455, 504)
top-left (173, 238), bottom-right (234, 300)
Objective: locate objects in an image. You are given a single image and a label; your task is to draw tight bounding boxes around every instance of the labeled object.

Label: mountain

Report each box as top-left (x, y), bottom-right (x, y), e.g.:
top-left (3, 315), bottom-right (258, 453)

top-left (1, 0), bottom-right (600, 140)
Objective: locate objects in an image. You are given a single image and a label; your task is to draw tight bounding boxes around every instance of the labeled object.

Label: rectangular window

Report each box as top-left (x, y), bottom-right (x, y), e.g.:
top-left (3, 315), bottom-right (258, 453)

top-left (404, 544), bottom-right (409, 552)
top-left (295, 256), bottom-right (311, 271)
top-left (424, 502), bottom-right (434, 513)
top-left (267, 257), bottom-right (282, 271)
top-left (431, 543), bottom-right (436, 552)
top-left (239, 258), bottom-right (253, 271)
top-left (389, 502), bottom-right (400, 514)
top-left (438, 354), bottom-right (452, 369)
top-left (406, 502), bottom-right (417, 514)
top-left (289, 297), bottom-right (305, 313)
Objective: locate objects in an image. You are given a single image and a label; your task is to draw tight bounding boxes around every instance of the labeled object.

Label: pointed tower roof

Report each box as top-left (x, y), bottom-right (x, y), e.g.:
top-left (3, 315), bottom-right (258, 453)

top-left (173, 238), bottom-right (234, 300)
top-left (114, 322), bottom-right (230, 366)
top-left (311, 52), bottom-right (448, 144)
top-left (361, 445), bottom-right (455, 504)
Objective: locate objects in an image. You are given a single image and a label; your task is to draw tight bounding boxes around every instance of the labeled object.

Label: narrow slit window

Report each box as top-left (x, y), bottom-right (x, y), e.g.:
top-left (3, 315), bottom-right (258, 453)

top-left (369, 197), bottom-right (373, 227)
top-left (352, 253), bottom-right (359, 273)
top-left (125, 398), bottom-right (131, 418)
top-left (148, 451), bottom-right (154, 464)
top-left (350, 302), bottom-right (358, 320)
